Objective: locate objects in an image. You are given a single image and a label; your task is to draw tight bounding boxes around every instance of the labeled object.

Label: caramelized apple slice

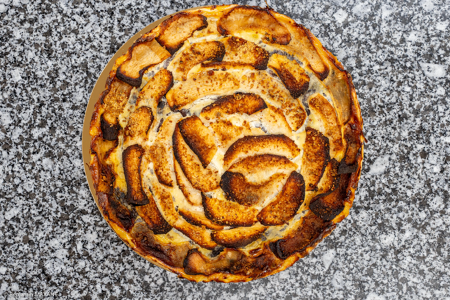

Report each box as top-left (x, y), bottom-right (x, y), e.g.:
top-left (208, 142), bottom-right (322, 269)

top-left (268, 53), bottom-right (310, 98)
top-left (222, 36), bottom-right (269, 70)
top-left (101, 78), bottom-right (133, 140)
top-left (301, 128), bottom-right (330, 191)
top-left (123, 144), bottom-right (148, 205)
top-left (173, 125), bottom-right (220, 192)
top-left (269, 211), bottom-right (335, 259)
top-left (97, 192), bottom-right (134, 232)
top-left (136, 69), bottom-right (173, 111)
top-left (148, 114), bottom-right (181, 187)
top-left (200, 92), bottom-right (267, 121)
top-left (183, 248), bottom-right (242, 276)
top-left (221, 171), bottom-right (288, 206)
top-left (170, 41), bottom-right (225, 81)
top-left (271, 17), bottom-right (329, 80)
top-left (174, 158), bottom-right (202, 206)
top-left (227, 154), bottom-right (297, 180)
top-left (124, 106), bottom-right (153, 143)
top-left (156, 12), bottom-right (208, 54)
top-left (212, 224), bottom-right (267, 248)
top-left (178, 116), bottom-right (217, 168)
top-left (178, 208), bottom-right (224, 231)
top-left (90, 154), bottom-right (114, 194)
top-left (149, 176), bottom-right (217, 249)
top-left (202, 194), bottom-right (258, 226)
top-left (131, 220), bottom-right (190, 267)
top-left (223, 135), bottom-right (300, 168)
top-left (257, 171), bottom-right (305, 225)
top-left (117, 37), bottom-right (170, 87)
top-left (308, 94), bottom-right (345, 159)
top-left (316, 159), bottom-right (340, 196)
top-left (338, 122), bottom-right (362, 174)
top-left (310, 173), bottom-right (349, 221)
top-left (135, 194), bottom-right (172, 234)
top-left (166, 70), bottom-right (240, 110)
top-left (217, 6), bottom-right (290, 45)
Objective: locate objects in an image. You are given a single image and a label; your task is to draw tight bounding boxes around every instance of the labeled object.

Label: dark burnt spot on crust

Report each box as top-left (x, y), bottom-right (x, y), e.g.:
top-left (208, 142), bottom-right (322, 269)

top-left (301, 128), bottom-right (330, 191)
top-left (257, 171), bottom-right (305, 226)
top-left (101, 115), bottom-right (121, 141)
top-left (269, 212), bottom-right (335, 260)
top-left (122, 144), bottom-right (149, 206)
top-left (217, 6), bottom-right (291, 45)
top-left (309, 173), bottom-right (350, 221)
top-left (157, 12), bottom-right (208, 54)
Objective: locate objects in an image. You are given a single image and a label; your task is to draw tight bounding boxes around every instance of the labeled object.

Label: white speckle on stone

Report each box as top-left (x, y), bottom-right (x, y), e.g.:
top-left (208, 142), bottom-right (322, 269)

top-left (322, 249), bottom-right (335, 271)
top-left (42, 158), bottom-right (54, 170)
top-left (0, 111), bottom-right (13, 126)
top-left (333, 9), bottom-right (348, 23)
top-left (421, 0), bottom-right (435, 11)
top-left (368, 155), bottom-right (390, 175)
top-left (381, 5), bottom-right (393, 19)
top-left (352, 2), bottom-right (371, 17)
top-left (54, 249), bottom-right (69, 260)
top-left (442, 136), bottom-right (450, 143)
top-left (10, 68), bottom-right (22, 82)
top-left (5, 207), bottom-right (20, 220)
top-left (420, 63), bottom-right (447, 78)
top-left (436, 21), bottom-right (448, 31)
top-left (436, 86), bottom-right (446, 95)
top-left (429, 196), bottom-right (444, 210)
top-left (332, 271), bottom-right (344, 289)
top-left (366, 292), bottom-right (386, 300)
top-left (0, 4), bottom-right (7, 12)
top-left (0, 266), bottom-right (7, 275)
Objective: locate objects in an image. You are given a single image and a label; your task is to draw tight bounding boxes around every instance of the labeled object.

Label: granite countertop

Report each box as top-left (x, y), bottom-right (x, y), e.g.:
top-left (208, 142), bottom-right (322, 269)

top-left (1, 0), bottom-right (449, 299)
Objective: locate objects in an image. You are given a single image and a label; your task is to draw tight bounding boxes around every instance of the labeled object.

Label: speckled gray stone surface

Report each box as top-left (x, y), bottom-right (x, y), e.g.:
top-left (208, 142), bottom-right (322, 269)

top-left (1, 0), bottom-right (449, 299)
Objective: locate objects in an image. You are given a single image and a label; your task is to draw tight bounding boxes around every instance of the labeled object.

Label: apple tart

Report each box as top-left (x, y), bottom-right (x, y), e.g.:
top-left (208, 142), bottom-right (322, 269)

top-left (89, 4), bottom-right (364, 282)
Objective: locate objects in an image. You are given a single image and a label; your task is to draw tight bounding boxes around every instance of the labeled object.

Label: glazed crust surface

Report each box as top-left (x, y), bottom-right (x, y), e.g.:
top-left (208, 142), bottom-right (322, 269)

top-left (89, 4), bottom-right (364, 283)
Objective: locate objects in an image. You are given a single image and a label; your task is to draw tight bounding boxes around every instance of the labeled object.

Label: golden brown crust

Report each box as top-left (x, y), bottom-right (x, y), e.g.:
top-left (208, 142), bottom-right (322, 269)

top-left (257, 171), bottom-right (305, 225)
top-left (217, 6), bottom-right (291, 45)
top-left (156, 12), bottom-right (208, 54)
top-left (88, 4), bottom-right (364, 283)
top-left (123, 145), bottom-right (149, 206)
